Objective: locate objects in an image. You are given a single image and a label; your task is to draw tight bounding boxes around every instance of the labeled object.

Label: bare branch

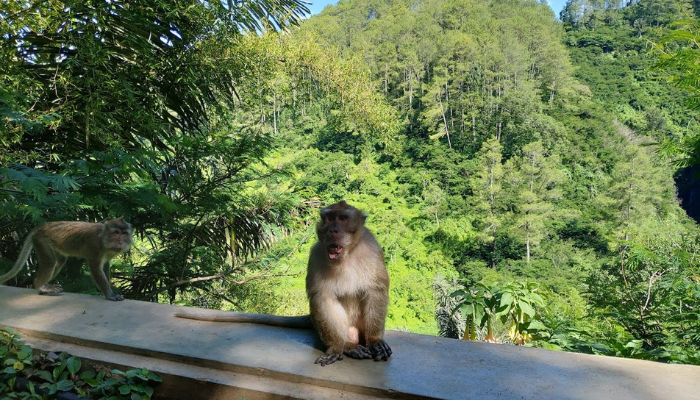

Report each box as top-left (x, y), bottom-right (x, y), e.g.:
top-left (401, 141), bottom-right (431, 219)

top-left (223, 270), bottom-right (303, 285)
top-left (166, 273), bottom-right (227, 290)
top-left (642, 270), bottom-right (666, 313)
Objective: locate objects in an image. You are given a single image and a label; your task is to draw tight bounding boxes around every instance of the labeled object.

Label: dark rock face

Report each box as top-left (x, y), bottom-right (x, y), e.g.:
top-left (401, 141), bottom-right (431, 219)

top-left (676, 166), bottom-right (700, 223)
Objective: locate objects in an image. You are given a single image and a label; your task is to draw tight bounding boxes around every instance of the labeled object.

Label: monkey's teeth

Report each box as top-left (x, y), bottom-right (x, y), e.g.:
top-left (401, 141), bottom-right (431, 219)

top-left (328, 245), bottom-right (343, 259)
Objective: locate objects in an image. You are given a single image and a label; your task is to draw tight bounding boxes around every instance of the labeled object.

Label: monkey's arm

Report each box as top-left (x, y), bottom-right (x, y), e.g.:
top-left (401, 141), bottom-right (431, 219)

top-left (88, 257), bottom-right (123, 301)
top-left (362, 288), bottom-right (392, 361)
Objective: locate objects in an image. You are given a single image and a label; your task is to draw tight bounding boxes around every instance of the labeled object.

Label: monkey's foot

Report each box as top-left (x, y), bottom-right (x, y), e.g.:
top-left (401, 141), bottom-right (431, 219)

top-left (39, 284), bottom-right (63, 296)
top-left (344, 344), bottom-right (373, 360)
top-left (368, 340), bottom-right (392, 361)
top-left (314, 352), bottom-right (343, 366)
top-left (106, 294), bottom-right (125, 301)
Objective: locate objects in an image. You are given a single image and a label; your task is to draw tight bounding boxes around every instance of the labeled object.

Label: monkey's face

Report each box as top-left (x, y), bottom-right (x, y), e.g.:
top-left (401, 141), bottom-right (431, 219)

top-left (317, 201), bottom-right (366, 261)
top-left (102, 219), bottom-right (133, 252)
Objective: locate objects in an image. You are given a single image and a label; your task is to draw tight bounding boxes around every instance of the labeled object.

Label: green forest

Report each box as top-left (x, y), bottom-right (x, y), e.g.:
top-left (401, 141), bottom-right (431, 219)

top-left (1, 0), bottom-right (699, 365)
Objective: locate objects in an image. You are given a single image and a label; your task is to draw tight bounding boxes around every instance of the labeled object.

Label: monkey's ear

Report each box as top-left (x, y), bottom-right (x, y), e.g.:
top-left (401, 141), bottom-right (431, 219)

top-left (116, 217), bottom-right (131, 229)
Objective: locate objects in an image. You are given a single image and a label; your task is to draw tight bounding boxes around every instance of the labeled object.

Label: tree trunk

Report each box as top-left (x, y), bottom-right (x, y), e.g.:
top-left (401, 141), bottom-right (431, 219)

top-left (224, 226), bottom-right (234, 268)
top-left (438, 91), bottom-right (452, 148)
top-left (491, 236), bottom-right (497, 269)
top-left (273, 96), bottom-right (277, 135)
top-left (526, 230), bottom-right (530, 266)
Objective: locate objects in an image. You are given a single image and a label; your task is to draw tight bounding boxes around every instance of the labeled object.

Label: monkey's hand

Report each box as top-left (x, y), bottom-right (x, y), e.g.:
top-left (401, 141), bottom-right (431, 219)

top-left (368, 340), bottom-right (392, 362)
top-left (314, 352), bottom-right (343, 366)
top-left (106, 293), bottom-right (125, 301)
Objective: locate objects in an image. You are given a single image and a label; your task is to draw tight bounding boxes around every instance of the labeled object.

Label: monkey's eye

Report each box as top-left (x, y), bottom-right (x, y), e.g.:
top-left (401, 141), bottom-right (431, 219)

top-left (339, 215), bottom-right (348, 221)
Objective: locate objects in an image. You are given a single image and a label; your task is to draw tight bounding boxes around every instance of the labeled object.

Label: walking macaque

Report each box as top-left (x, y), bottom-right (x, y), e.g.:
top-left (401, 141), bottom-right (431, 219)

top-left (0, 218), bottom-right (133, 301)
top-left (176, 201), bottom-right (392, 366)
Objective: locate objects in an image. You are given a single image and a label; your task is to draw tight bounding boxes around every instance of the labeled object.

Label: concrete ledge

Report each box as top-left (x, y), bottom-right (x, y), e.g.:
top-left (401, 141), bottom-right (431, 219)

top-left (1, 286), bottom-right (699, 400)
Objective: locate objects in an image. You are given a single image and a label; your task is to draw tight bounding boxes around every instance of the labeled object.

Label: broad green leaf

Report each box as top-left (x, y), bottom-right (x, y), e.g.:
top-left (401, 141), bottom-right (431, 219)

top-left (147, 372), bottom-right (162, 382)
top-left (500, 292), bottom-right (514, 308)
top-left (55, 379), bottom-right (74, 392)
top-left (66, 357), bottom-right (81, 376)
top-left (526, 320), bottom-right (547, 331)
top-left (80, 370), bottom-right (96, 379)
top-left (519, 301), bottom-right (536, 318)
top-left (537, 342), bottom-right (562, 351)
top-left (35, 370), bottom-right (53, 382)
top-left (3, 366), bottom-right (17, 374)
top-left (16, 346), bottom-right (32, 361)
top-left (460, 304), bottom-right (474, 315)
top-left (119, 384), bottom-right (132, 395)
top-left (529, 293), bottom-right (545, 306)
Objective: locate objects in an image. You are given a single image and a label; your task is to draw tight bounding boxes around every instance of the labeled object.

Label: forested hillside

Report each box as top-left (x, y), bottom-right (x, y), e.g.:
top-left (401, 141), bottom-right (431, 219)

top-left (254, 0), bottom-right (700, 360)
top-left (1, 0), bottom-right (698, 364)
top-left (561, 0), bottom-right (700, 221)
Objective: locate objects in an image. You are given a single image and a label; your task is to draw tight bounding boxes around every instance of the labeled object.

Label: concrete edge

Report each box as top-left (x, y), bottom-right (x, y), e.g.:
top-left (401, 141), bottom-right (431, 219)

top-left (6, 326), bottom-right (433, 400)
top-left (18, 333), bottom-right (399, 400)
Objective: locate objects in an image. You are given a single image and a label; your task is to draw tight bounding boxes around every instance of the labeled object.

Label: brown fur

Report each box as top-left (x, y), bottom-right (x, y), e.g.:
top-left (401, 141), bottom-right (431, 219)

top-left (175, 201), bottom-right (392, 366)
top-left (0, 218), bottom-right (133, 301)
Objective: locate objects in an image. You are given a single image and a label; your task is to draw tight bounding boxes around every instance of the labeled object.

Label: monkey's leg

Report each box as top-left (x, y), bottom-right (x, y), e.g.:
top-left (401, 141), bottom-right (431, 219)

top-left (361, 290), bottom-right (392, 362)
top-left (39, 254), bottom-right (68, 295)
top-left (311, 297), bottom-right (366, 366)
top-left (102, 261), bottom-right (111, 282)
top-left (101, 261), bottom-right (123, 300)
top-left (89, 259), bottom-right (123, 301)
top-left (33, 243), bottom-right (63, 295)
top-left (50, 254), bottom-right (67, 280)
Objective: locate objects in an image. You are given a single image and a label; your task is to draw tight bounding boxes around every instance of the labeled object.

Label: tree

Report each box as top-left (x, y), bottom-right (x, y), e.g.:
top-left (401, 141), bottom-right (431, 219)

top-left (505, 141), bottom-right (570, 265)
top-left (652, 19), bottom-right (700, 170)
top-left (587, 232), bottom-right (700, 357)
top-left (423, 181), bottom-right (447, 227)
top-left (0, 0), bottom-right (308, 160)
top-left (0, 0), bottom-right (311, 302)
top-left (608, 146), bottom-right (668, 242)
top-left (471, 137), bottom-right (506, 268)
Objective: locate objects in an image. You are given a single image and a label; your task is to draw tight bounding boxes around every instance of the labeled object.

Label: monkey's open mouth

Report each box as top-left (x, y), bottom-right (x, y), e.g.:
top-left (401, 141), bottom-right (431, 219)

top-left (328, 245), bottom-right (343, 260)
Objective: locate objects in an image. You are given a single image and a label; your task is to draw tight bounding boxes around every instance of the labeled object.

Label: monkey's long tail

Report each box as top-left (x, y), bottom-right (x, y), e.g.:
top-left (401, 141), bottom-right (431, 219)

top-left (0, 232), bottom-right (35, 284)
top-left (174, 310), bottom-right (313, 329)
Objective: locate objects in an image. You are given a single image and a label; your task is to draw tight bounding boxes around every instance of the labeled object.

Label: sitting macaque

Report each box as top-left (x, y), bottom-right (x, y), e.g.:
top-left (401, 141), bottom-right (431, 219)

top-left (0, 218), bottom-right (133, 301)
top-left (176, 201), bottom-right (392, 366)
